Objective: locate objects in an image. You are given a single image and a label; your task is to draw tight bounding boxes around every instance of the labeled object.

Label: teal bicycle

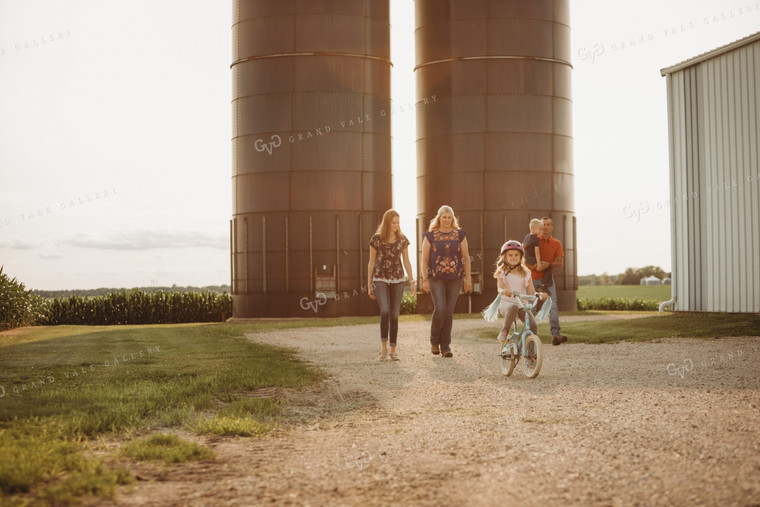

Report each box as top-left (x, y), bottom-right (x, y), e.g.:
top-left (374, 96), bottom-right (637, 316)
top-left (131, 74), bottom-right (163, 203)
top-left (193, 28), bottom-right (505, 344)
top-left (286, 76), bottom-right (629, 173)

top-left (499, 294), bottom-right (544, 378)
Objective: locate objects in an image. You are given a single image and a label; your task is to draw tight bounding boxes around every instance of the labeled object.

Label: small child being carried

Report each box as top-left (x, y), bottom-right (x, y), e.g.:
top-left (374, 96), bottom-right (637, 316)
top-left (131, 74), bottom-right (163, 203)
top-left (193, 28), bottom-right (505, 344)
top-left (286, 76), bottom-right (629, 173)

top-left (523, 218), bottom-right (552, 291)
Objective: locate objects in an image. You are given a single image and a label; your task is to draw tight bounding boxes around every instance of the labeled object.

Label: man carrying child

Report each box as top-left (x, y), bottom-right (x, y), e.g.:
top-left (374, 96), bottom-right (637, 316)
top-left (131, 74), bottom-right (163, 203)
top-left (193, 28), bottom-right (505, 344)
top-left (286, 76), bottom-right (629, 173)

top-left (524, 217), bottom-right (568, 346)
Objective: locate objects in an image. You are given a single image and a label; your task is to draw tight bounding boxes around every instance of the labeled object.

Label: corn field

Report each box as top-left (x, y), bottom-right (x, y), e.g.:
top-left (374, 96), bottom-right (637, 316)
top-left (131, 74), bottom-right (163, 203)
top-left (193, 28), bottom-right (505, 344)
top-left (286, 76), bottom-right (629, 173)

top-left (0, 266), bottom-right (48, 330)
top-left (42, 290), bottom-right (232, 325)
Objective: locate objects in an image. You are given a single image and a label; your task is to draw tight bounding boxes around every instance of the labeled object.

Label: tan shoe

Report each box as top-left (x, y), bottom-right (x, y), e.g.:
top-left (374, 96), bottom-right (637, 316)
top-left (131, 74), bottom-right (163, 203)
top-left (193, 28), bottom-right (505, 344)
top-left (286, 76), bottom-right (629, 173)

top-left (378, 348), bottom-right (388, 360)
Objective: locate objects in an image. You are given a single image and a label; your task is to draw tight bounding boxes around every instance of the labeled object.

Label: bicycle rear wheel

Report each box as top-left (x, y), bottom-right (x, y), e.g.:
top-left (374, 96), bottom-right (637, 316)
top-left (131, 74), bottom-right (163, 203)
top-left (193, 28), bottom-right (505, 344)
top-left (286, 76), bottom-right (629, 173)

top-left (522, 333), bottom-right (543, 378)
top-left (500, 342), bottom-right (516, 376)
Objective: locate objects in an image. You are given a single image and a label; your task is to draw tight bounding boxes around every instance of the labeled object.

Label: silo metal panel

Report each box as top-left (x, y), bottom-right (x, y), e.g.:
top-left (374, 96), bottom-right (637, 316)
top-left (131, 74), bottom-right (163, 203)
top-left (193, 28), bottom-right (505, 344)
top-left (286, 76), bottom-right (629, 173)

top-left (417, 60), bottom-right (487, 96)
top-left (291, 93), bottom-right (363, 131)
top-left (484, 171), bottom-right (553, 210)
top-left (363, 131), bottom-right (392, 167)
top-left (486, 60), bottom-right (555, 96)
top-left (289, 172), bottom-right (363, 211)
top-left (553, 173), bottom-right (575, 211)
top-left (489, 0), bottom-right (556, 21)
top-left (486, 95), bottom-right (553, 134)
top-left (449, 172), bottom-right (484, 209)
top-left (553, 98), bottom-right (574, 137)
top-left (362, 173), bottom-right (393, 210)
top-left (232, 59), bottom-right (293, 97)
top-left (233, 137), bottom-right (290, 175)
top-left (236, 94), bottom-right (292, 137)
top-left (288, 251), bottom-right (311, 291)
top-left (450, 1), bottom-right (489, 19)
top-left (295, 15), bottom-right (367, 54)
top-left (235, 0), bottom-right (297, 22)
top-left (300, 0), bottom-right (369, 17)
top-left (233, 19), bottom-right (294, 60)
top-left (234, 173), bottom-right (290, 212)
top-left (292, 133), bottom-right (362, 172)
top-left (486, 19), bottom-right (555, 57)
top-left (554, 135), bottom-right (574, 173)
top-left (485, 133), bottom-right (553, 173)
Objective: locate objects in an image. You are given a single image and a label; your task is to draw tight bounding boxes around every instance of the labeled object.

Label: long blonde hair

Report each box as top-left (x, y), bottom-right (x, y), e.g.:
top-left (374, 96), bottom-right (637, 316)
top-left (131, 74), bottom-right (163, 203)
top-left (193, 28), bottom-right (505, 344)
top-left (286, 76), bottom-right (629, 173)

top-left (428, 205), bottom-right (460, 232)
top-left (375, 209), bottom-right (403, 243)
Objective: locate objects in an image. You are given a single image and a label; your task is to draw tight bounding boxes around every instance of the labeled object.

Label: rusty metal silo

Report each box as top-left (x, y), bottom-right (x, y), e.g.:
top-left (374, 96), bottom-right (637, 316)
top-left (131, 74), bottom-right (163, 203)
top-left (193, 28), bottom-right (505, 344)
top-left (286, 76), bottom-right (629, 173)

top-left (415, 0), bottom-right (577, 311)
top-left (231, 0), bottom-right (392, 317)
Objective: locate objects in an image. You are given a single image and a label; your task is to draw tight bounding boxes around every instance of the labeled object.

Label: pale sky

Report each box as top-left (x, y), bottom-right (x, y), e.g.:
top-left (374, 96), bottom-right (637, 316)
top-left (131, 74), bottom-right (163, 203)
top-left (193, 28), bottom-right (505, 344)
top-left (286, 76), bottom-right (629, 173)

top-left (0, 0), bottom-right (758, 290)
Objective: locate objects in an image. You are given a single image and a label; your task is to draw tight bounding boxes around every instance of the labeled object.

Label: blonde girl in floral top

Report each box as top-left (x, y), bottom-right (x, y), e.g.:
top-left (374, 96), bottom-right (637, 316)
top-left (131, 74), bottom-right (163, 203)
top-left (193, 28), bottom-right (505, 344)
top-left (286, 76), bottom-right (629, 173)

top-left (421, 205), bottom-right (472, 357)
top-left (368, 209), bottom-right (415, 361)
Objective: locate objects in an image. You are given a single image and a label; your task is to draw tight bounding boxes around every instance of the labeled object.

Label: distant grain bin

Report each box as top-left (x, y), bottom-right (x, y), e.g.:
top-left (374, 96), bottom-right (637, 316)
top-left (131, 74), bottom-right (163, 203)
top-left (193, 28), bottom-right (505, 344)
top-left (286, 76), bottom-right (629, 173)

top-left (231, 0), bottom-right (392, 317)
top-left (660, 32), bottom-right (760, 313)
top-left (414, 0), bottom-right (577, 312)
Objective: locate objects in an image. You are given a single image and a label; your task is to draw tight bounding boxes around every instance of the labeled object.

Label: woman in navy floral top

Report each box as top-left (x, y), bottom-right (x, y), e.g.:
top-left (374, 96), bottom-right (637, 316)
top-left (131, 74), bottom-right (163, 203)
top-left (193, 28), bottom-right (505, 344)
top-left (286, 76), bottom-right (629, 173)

top-left (368, 209), bottom-right (415, 361)
top-left (421, 205), bottom-right (472, 357)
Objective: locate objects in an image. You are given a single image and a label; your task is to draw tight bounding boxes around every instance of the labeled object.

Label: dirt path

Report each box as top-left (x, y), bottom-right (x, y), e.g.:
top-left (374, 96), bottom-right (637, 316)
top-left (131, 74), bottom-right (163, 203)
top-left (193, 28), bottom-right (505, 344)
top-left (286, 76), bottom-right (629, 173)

top-left (110, 318), bottom-right (760, 506)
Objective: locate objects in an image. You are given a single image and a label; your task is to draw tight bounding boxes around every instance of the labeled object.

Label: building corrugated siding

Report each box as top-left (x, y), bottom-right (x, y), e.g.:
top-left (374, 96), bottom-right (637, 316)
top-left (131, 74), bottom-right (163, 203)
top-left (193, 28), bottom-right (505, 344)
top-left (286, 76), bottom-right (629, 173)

top-left (662, 35), bottom-right (760, 313)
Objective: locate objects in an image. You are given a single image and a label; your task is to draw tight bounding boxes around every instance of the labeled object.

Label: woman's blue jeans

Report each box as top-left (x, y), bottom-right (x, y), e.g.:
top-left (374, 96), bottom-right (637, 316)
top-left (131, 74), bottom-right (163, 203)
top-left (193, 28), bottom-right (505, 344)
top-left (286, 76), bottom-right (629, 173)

top-left (429, 278), bottom-right (462, 352)
top-left (373, 281), bottom-right (405, 346)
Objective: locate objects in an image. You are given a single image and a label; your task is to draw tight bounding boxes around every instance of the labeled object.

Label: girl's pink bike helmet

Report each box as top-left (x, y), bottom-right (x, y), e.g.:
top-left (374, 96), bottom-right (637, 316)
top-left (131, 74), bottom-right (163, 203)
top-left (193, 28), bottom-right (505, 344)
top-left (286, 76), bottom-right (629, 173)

top-left (500, 240), bottom-right (524, 254)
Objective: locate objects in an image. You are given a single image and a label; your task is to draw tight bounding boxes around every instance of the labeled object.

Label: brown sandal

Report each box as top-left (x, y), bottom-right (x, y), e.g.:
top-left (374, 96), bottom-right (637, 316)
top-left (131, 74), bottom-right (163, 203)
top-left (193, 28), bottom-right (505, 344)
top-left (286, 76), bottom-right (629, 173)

top-left (431, 345), bottom-right (440, 355)
top-left (441, 350), bottom-right (453, 358)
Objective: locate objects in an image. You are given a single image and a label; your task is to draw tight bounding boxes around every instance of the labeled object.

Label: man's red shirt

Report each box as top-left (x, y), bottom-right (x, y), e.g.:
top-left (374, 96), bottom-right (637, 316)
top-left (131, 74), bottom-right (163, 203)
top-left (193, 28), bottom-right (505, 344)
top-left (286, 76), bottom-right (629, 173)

top-left (528, 235), bottom-right (564, 281)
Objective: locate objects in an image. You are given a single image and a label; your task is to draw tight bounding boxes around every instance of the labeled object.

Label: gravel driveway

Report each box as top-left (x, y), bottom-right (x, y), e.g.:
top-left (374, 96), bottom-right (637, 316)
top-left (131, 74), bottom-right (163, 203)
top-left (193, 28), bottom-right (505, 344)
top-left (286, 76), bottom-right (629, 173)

top-left (112, 317), bottom-right (760, 506)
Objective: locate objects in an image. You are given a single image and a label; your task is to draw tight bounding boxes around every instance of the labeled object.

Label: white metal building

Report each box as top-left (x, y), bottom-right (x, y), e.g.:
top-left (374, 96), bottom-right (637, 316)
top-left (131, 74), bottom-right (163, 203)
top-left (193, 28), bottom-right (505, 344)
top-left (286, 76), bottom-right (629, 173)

top-left (660, 32), bottom-right (760, 313)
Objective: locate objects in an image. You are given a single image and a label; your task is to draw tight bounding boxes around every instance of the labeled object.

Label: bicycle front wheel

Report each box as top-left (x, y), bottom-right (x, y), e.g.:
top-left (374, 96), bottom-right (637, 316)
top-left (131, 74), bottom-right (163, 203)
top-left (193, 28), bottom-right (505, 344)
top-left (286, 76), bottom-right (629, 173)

top-left (522, 333), bottom-right (543, 378)
top-left (500, 342), bottom-right (516, 376)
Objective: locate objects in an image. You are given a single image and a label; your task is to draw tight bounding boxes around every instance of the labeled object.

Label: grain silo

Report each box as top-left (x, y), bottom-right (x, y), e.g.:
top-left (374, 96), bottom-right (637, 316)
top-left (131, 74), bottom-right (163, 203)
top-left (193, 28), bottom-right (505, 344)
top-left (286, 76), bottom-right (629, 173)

top-left (414, 0), bottom-right (577, 312)
top-left (231, 0), bottom-right (392, 317)
top-left (660, 31), bottom-right (760, 313)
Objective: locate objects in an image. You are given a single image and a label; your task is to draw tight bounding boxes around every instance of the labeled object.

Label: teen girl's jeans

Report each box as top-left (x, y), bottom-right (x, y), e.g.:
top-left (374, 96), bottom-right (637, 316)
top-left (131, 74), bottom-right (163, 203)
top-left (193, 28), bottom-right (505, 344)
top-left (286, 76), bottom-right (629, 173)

top-left (373, 281), bottom-right (405, 346)
top-left (429, 278), bottom-right (462, 352)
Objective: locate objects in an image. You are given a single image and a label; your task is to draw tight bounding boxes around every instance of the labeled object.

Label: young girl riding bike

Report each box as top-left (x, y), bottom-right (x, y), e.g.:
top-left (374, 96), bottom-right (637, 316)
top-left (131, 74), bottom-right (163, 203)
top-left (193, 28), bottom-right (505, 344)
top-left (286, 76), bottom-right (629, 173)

top-left (492, 240), bottom-right (547, 343)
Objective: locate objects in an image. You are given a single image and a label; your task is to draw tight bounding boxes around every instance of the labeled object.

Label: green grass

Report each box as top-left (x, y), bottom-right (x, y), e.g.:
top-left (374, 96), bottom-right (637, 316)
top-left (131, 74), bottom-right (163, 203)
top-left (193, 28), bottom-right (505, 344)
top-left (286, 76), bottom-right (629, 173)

top-left (0, 322), bottom-right (325, 505)
top-left (477, 312), bottom-right (760, 344)
top-left (121, 434), bottom-right (214, 464)
top-left (577, 284), bottom-right (671, 301)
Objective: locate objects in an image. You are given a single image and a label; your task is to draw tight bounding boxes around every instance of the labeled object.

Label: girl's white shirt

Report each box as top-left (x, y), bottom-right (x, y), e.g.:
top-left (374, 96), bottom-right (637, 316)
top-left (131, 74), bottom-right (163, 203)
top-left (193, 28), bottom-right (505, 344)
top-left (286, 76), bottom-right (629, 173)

top-left (497, 269), bottom-right (532, 309)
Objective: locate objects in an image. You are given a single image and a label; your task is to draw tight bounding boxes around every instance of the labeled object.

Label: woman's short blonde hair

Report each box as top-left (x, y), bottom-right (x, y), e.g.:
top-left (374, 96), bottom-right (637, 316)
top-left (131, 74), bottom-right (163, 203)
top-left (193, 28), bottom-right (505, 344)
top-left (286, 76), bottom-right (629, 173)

top-left (428, 205), bottom-right (460, 232)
